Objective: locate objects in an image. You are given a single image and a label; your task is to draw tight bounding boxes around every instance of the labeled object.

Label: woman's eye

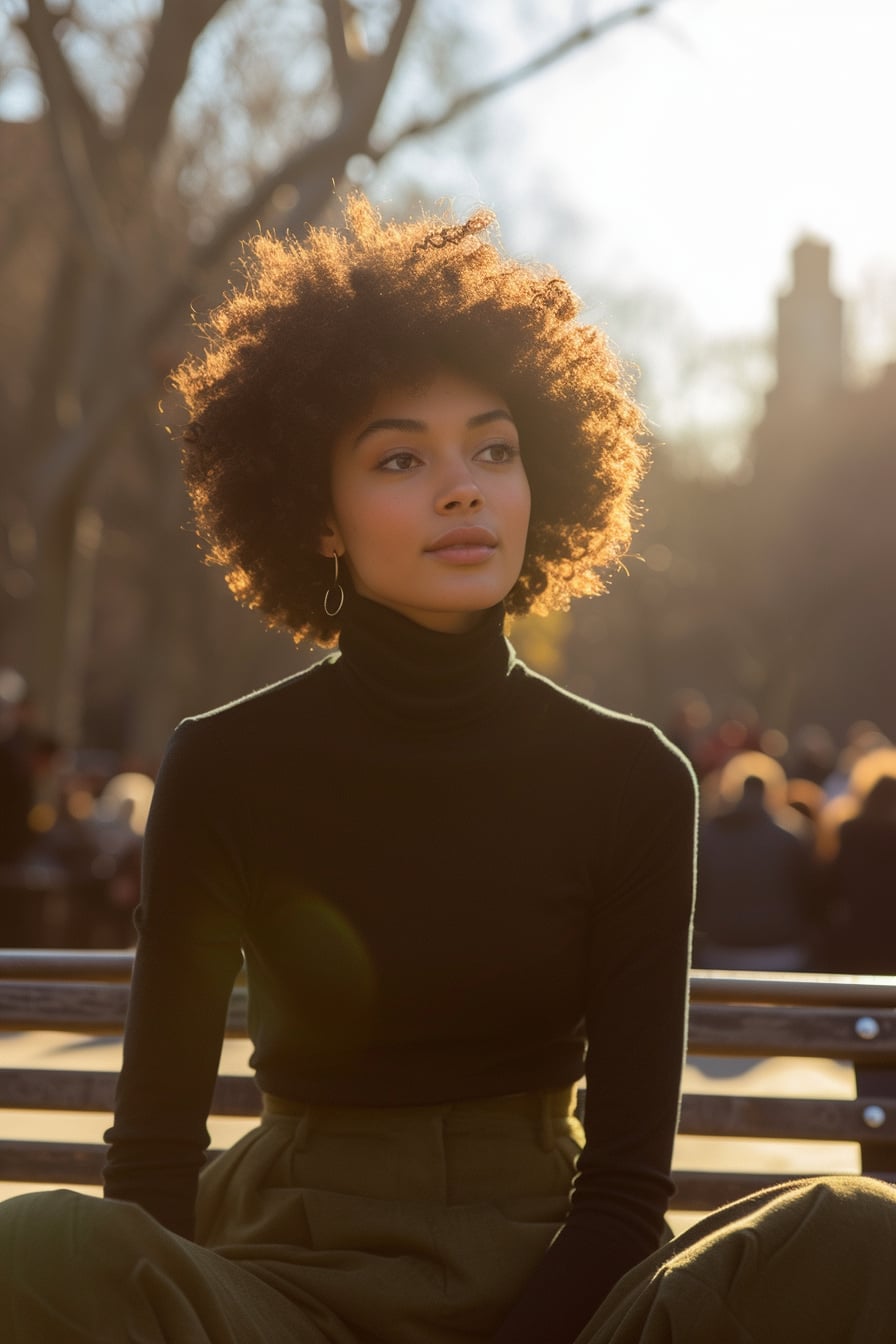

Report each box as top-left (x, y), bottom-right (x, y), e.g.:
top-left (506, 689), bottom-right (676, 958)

top-left (476, 441), bottom-right (520, 465)
top-left (378, 450), bottom-right (420, 472)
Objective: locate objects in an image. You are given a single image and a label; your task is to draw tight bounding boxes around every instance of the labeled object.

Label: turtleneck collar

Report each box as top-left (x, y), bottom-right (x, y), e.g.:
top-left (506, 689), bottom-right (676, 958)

top-left (335, 593), bottom-right (516, 725)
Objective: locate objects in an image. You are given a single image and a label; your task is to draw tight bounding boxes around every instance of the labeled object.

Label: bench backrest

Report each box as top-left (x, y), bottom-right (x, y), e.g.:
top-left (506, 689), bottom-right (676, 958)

top-left (1, 951), bottom-right (895, 1210)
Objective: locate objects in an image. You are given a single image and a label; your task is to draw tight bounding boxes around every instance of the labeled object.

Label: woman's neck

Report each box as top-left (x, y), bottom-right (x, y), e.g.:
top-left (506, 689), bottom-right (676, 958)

top-left (334, 593), bottom-right (515, 726)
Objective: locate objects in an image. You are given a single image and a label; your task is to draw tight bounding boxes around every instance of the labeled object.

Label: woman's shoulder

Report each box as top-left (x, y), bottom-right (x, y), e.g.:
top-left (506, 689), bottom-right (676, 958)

top-left (508, 661), bottom-right (696, 817)
top-left (165, 655), bottom-right (339, 756)
top-left (510, 659), bottom-right (687, 761)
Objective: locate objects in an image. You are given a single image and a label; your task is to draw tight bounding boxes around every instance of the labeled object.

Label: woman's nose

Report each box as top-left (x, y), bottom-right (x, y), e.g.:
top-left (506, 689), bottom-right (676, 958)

top-left (436, 473), bottom-right (483, 513)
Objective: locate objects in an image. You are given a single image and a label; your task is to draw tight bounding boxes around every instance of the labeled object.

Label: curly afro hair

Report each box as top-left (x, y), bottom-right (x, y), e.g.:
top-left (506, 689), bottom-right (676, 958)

top-left (171, 194), bottom-right (648, 645)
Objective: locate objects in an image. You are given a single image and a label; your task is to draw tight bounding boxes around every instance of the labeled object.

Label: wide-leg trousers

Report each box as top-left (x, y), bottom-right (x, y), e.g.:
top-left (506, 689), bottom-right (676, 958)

top-left (0, 1088), bottom-right (895, 1342)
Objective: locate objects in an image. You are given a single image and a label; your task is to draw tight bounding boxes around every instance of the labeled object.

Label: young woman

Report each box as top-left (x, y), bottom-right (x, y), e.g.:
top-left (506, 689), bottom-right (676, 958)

top-left (2, 198), bottom-right (896, 1344)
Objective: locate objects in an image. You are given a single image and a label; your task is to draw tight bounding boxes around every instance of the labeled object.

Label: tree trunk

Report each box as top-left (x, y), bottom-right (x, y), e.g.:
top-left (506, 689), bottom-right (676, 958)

top-left (30, 491), bottom-right (102, 744)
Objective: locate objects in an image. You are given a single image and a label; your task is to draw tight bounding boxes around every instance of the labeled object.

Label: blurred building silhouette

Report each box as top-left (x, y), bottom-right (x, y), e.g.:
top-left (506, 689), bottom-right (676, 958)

top-left (562, 236), bottom-right (896, 745)
top-left (747, 237), bottom-right (896, 736)
top-left (769, 236), bottom-right (844, 411)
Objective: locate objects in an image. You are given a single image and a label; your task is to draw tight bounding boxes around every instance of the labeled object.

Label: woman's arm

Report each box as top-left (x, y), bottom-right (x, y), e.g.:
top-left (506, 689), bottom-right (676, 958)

top-left (494, 730), bottom-right (697, 1344)
top-left (102, 720), bottom-right (246, 1238)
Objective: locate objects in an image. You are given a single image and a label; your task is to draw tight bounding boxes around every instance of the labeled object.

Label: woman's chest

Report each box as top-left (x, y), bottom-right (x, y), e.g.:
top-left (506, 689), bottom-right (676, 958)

top-left (239, 737), bottom-right (607, 1033)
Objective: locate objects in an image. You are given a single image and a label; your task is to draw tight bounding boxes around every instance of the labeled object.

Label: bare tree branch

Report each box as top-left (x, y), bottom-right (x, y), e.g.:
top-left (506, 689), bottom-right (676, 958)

top-left (377, 0), bottom-right (418, 79)
top-left (322, 0), bottom-right (353, 98)
top-left (119, 0), bottom-right (230, 176)
top-left (367, 0), bottom-right (672, 162)
top-left (18, 0), bottom-right (116, 257)
top-left (330, 0), bottom-right (417, 125)
top-left (139, 0), bottom-right (419, 348)
top-left (19, 0), bottom-right (107, 170)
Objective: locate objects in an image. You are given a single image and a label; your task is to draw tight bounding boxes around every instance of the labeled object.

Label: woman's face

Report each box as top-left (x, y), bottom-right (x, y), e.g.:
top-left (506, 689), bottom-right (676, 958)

top-left (326, 369), bottom-right (531, 633)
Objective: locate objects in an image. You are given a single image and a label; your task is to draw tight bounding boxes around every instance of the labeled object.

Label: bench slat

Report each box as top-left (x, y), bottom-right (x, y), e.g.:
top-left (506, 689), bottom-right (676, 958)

top-left (2, 956), bottom-right (896, 1007)
top-left (3, 1073), bottom-right (893, 1147)
top-left (7, 983), bottom-right (896, 1062)
top-left (0, 983), bottom-right (249, 1035)
top-left (0, 982), bottom-right (130, 1033)
top-left (0, 1069), bottom-right (117, 1112)
top-left (0, 951), bottom-right (134, 982)
top-left (679, 1093), bottom-right (896, 1143)
top-left (7, 986), bottom-right (896, 1065)
top-left (690, 971), bottom-right (896, 1009)
top-left (0, 1069), bottom-right (262, 1116)
top-left (2, 955), bottom-right (896, 1005)
top-left (0, 1140), bottom-right (110, 1184)
top-left (687, 1003), bottom-right (896, 1061)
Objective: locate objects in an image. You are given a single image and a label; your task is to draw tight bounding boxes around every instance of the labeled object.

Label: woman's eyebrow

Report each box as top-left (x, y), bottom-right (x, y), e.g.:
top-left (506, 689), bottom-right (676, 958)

top-left (467, 409), bottom-right (516, 430)
top-left (354, 417), bottom-right (424, 448)
top-left (355, 408), bottom-right (515, 448)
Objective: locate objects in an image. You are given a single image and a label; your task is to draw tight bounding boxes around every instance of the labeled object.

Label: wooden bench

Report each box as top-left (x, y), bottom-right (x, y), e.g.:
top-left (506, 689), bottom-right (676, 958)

top-left (1, 950), bottom-right (895, 1211)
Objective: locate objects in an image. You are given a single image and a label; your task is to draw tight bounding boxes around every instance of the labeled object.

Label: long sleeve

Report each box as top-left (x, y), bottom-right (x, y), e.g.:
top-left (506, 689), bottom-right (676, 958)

top-left (493, 732), bottom-right (696, 1344)
top-left (103, 720), bottom-right (246, 1237)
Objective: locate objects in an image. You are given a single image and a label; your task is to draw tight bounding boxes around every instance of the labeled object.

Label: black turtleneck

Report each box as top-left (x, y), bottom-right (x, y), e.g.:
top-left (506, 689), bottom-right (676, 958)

top-left (103, 594), bottom-right (696, 1344)
top-left (337, 592), bottom-right (513, 724)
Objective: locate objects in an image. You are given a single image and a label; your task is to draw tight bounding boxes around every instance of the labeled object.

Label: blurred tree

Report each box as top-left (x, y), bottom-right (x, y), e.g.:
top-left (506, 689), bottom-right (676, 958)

top-left (0, 0), bottom-right (669, 754)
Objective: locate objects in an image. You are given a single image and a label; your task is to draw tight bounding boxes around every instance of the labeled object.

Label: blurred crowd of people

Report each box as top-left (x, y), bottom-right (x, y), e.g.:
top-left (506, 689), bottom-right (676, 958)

top-left (0, 668), bottom-right (153, 949)
top-left (667, 691), bottom-right (896, 975)
top-left (2, 666), bottom-right (895, 970)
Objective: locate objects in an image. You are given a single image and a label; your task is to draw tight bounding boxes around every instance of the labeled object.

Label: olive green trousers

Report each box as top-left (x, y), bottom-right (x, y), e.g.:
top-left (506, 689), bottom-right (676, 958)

top-left (0, 1090), bottom-right (895, 1342)
top-left (582, 1175), bottom-right (896, 1343)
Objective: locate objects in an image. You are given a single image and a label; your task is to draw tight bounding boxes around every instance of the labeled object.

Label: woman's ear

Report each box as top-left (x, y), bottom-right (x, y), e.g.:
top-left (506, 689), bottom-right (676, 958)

top-left (319, 518), bottom-right (344, 558)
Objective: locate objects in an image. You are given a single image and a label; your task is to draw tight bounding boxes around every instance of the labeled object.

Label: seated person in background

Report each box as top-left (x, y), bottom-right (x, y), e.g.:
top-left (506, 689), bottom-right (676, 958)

top-left (695, 753), bottom-right (817, 970)
top-left (821, 773), bottom-right (896, 974)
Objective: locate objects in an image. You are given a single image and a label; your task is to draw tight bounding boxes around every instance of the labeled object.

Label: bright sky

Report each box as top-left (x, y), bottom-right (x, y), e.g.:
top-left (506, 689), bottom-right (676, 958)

top-left (542, 0), bottom-right (895, 338)
top-left (377, 0), bottom-right (896, 380)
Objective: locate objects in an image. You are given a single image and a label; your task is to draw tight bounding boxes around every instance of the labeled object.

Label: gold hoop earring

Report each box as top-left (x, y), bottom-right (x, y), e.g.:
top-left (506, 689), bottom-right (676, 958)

top-left (323, 552), bottom-right (345, 617)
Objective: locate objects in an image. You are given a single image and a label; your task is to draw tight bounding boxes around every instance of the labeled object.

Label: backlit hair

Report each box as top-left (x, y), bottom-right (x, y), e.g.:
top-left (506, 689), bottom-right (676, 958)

top-left (171, 195), bottom-right (648, 644)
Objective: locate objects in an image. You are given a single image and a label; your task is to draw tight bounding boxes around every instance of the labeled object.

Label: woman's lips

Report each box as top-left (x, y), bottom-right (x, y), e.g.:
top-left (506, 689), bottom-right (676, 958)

top-left (425, 527), bottom-right (498, 564)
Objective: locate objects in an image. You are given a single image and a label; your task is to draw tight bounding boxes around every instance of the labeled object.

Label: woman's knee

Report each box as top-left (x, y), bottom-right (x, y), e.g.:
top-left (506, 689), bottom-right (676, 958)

top-left (0, 1189), bottom-right (159, 1275)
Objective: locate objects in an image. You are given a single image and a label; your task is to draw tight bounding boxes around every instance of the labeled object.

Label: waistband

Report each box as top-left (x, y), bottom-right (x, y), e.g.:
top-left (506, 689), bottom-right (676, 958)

top-left (261, 1086), bottom-right (579, 1153)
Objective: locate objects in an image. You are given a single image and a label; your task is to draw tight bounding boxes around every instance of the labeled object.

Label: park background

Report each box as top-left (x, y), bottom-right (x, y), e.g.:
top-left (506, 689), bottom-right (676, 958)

top-left (1, 0), bottom-right (894, 767)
